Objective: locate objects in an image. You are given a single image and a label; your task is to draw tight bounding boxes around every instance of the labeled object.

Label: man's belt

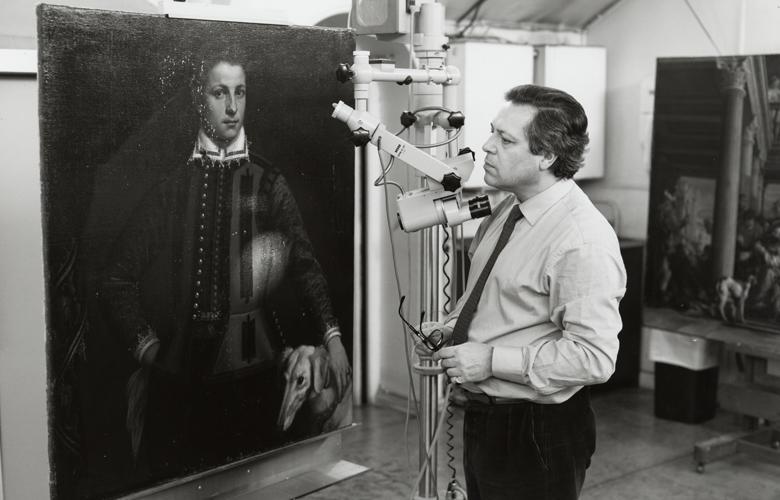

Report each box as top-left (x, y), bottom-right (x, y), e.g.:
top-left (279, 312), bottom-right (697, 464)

top-left (462, 391), bottom-right (528, 405)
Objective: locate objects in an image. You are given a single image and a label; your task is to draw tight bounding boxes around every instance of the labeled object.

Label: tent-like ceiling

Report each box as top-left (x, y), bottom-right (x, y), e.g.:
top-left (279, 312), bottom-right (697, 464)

top-left (443, 0), bottom-right (622, 29)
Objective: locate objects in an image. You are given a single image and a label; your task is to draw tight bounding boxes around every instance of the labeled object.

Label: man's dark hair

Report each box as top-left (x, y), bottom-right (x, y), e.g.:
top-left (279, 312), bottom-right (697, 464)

top-left (191, 45), bottom-right (249, 112)
top-left (504, 84), bottom-right (589, 179)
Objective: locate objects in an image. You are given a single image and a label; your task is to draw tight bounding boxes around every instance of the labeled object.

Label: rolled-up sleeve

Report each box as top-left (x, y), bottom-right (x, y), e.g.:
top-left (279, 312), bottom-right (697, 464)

top-left (491, 243), bottom-right (626, 395)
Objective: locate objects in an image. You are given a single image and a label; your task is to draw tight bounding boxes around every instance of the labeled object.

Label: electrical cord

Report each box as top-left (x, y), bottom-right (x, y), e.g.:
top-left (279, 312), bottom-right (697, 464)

top-left (455, 0), bottom-right (486, 25)
top-left (406, 106), bottom-right (465, 150)
top-left (439, 227), bottom-right (460, 482)
top-left (373, 129), bottom-right (410, 194)
top-left (375, 151), bottom-right (403, 194)
top-left (378, 140), bottom-right (458, 498)
top-left (441, 228), bottom-right (452, 316)
top-left (376, 134), bottom-right (423, 473)
top-left (373, 71), bottom-right (466, 497)
top-left (373, 112), bottom-right (461, 191)
top-left (404, 339), bottom-right (419, 479)
top-left (412, 128), bottom-right (464, 150)
top-left (377, 130), bottom-right (451, 481)
top-left (445, 399), bottom-right (458, 482)
top-left (456, 0), bottom-right (488, 38)
top-left (403, 226), bottom-right (465, 499)
top-left (408, 382), bottom-right (455, 500)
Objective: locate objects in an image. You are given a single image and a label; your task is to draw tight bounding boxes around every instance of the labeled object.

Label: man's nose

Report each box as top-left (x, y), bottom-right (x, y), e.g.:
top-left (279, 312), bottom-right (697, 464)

top-left (226, 94), bottom-right (236, 115)
top-left (482, 136), bottom-right (495, 153)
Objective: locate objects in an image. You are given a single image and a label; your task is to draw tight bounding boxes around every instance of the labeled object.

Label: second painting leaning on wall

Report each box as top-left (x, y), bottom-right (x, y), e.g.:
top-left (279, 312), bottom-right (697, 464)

top-left (646, 54), bottom-right (780, 332)
top-left (38, 5), bottom-right (356, 499)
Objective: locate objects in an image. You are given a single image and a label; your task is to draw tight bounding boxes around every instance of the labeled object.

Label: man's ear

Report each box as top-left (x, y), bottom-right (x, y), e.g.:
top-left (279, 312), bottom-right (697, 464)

top-left (539, 153), bottom-right (557, 171)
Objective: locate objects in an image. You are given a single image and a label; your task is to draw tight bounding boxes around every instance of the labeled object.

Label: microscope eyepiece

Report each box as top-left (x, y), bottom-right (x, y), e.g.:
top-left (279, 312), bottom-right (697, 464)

top-left (468, 195), bottom-right (491, 219)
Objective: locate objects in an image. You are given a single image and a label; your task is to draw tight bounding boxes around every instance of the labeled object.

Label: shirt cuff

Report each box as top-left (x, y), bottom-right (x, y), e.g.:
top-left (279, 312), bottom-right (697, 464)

top-left (491, 346), bottom-right (530, 383)
top-left (134, 328), bottom-right (160, 363)
top-left (323, 326), bottom-right (341, 346)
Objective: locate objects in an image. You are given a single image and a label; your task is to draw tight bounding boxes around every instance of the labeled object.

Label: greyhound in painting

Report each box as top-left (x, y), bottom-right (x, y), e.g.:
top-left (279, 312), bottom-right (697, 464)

top-left (716, 275), bottom-right (756, 323)
top-left (277, 345), bottom-right (351, 434)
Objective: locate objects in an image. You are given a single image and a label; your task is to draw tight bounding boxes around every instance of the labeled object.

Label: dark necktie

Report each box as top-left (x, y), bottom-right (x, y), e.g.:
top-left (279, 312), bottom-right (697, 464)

top-left (451, 205), bottom-right (523, 345)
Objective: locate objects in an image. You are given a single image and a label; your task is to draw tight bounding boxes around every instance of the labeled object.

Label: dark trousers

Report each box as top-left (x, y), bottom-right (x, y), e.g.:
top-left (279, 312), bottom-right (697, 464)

top-left (463, 388), bottom-right (596, 500)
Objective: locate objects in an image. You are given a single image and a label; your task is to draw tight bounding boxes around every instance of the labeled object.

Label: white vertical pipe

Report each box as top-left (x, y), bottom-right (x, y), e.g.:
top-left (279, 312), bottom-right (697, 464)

top-left (415, 7), bottom-right (443, 496)
top-left (364, 73), bottom-right (382, 404)
top-left (352, 51), bottom-right (367, 404)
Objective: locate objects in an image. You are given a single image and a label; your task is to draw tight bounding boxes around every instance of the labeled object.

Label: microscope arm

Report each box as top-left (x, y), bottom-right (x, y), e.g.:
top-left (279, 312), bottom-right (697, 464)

top-left (331, 101), bottom-right (462, 192)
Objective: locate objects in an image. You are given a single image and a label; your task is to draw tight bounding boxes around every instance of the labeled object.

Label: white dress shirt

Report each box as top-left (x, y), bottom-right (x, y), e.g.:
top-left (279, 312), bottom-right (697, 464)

top-left (445, 178), bottom-right (627, 403)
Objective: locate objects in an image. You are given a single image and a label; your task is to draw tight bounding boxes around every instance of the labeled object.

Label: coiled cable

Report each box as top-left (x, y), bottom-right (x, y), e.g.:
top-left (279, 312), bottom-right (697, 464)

top-left (440, 227), bottom-right (459, 482)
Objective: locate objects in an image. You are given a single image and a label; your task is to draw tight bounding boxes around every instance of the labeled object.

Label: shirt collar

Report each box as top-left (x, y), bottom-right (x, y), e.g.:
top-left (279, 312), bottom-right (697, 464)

top-left (192, 127), bottom-right (249, 161)
top-left (516, 178), bottom-right (574, 225)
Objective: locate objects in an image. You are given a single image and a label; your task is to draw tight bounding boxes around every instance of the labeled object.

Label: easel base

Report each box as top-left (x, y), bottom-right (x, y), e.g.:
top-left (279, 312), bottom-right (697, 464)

top-left (694, 426), bottom-right (780, 473)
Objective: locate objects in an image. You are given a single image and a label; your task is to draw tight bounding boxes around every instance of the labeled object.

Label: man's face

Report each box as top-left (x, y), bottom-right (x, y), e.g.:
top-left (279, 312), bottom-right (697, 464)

top-left (201, 62), bottom-right (246, 145)
top-left (482, 103), bottom-right (547, 194)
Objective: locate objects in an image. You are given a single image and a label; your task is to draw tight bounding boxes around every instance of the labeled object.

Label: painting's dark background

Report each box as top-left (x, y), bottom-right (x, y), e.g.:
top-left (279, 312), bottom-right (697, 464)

top-left (646, 55), bottom-right (780, 325)
top-left (38, 5), bottom-right (355, 499)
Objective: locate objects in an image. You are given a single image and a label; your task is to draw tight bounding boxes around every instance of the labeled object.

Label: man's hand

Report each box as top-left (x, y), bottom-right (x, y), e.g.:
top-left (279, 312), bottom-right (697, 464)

top-left (309, 346), bottom-right (331, 394)
top-left (433, 342), bottom-right (494, 384)
top-left (414, 322), bottom-right (453, 357)
top-left (326, 336), bottom-right (351, 400)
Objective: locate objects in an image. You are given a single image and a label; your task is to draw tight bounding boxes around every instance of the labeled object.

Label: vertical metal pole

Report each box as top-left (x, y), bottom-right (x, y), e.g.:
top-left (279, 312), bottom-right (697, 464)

top-left (415, 119), bottom-right (439, 499)
top-left (426, 123), bottom-right (440, 320)
top-left (353, 51), bottom-right (369, 405)
top-left (415, 359), bottom-right (439, 499)
top-left (414, 4), bottom-right (452, 497)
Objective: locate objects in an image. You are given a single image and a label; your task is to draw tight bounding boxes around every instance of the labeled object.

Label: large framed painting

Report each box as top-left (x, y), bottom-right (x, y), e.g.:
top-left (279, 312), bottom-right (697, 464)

top-left (646, 54), bottom-right (780, 332)
top-left (38, 5), bottom-right (355, 498)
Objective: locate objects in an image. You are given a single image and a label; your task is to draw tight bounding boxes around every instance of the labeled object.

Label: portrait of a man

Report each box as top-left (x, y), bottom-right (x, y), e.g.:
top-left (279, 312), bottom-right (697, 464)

top-left (38, 6), bottom-right (355, 498)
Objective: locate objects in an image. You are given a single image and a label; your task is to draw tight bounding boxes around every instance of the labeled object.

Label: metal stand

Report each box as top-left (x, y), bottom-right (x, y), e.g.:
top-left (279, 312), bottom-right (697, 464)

top-left (414, 355), bottom-right (444, 499)
top-left (694, 426), bottom-right (780, 473)
top-left (343, 3), bottom-right (463, 498)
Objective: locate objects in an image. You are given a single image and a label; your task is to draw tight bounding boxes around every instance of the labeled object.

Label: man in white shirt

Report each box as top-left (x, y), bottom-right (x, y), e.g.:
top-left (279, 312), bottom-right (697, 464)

top-left (428, 84), bottom-right (626, 499)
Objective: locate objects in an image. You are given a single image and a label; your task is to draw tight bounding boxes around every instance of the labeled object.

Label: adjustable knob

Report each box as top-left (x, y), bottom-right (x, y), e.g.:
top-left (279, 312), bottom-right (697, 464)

top-left (400, 111), bottom-right (417, 128)
top-left (440, 172), bottom-right (462, 192)
top-left (396, 75), bottom-right (414, 86)
top-left (336, 63), bottom-right (354, 83)
top-left (350, 128), bottom-right (371, 147)
top-left (448, 111), bottom-right (465, 129)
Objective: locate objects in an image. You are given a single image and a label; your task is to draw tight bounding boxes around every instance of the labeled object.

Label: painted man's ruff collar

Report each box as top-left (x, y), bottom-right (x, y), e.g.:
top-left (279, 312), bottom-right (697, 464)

top-left (192, 127), bottom-right (249, 162)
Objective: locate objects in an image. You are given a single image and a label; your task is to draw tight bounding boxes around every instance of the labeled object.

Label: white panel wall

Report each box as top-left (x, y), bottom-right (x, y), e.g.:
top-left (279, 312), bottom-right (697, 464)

top-left (0, 72), bottom-right (49, 500)
top-left (447, 42), bottom-right (535, 189)
top-left (584, 0), bottom-right (780, 241)
top-left (535, 45), bottom-right (606, 180)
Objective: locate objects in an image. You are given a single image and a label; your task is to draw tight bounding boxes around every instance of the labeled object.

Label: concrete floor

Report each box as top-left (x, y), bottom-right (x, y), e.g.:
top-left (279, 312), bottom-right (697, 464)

top-left (304, 388), bottom-right (780, 500)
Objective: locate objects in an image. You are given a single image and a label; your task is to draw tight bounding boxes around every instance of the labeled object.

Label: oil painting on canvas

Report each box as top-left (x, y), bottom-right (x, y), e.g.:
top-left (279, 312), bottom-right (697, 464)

top-left (646, 54), bottom-right (780, 332)
top-left (38, 5), bottom-right (355, 498)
